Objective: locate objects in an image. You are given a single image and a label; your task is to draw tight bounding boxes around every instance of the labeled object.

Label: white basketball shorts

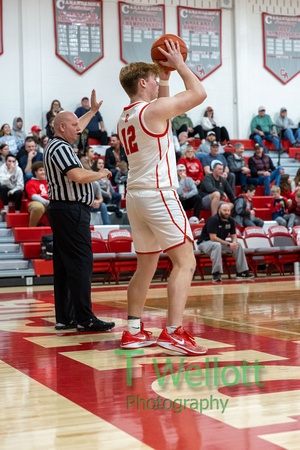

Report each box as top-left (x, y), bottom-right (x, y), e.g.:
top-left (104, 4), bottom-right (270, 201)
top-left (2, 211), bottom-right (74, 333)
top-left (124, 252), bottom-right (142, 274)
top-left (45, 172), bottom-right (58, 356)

top-left (126, 189), bottom-right (193, 253)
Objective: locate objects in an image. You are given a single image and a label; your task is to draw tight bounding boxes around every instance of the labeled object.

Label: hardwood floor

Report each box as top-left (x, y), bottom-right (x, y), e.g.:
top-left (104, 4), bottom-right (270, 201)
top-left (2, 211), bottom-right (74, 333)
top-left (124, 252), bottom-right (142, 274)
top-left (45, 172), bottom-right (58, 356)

top-left (0, 276), bottom-right (300, 449)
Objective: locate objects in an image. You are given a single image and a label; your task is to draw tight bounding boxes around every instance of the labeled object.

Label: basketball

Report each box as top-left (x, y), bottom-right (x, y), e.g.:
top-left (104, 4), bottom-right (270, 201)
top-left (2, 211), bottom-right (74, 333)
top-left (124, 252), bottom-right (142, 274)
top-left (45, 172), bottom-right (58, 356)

top-left (151, 34), bottom-right (188, 71)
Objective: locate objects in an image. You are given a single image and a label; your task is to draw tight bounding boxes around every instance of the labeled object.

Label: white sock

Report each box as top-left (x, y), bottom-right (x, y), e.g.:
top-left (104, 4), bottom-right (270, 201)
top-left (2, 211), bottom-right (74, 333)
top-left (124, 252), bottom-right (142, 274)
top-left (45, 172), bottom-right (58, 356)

top-left (167, 326), bottom-right (178, 334)
top-left (15, 210), bottom-right (20, 214)
top-left (128, 318), bottom-right (141, 335)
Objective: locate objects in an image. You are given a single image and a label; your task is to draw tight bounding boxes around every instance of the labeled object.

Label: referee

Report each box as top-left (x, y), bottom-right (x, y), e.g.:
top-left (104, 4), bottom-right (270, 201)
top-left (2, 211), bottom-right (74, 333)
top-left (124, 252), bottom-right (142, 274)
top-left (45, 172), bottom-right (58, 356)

top-left (44, 90), bottom-right (115, 332)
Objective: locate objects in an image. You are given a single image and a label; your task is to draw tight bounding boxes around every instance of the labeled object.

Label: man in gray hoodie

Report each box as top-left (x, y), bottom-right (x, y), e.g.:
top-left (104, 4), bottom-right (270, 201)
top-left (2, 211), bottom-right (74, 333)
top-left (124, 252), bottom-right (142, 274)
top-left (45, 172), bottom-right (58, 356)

top-left (11, 117), bottom-right (27, 146)
top-left (275, 107), bottom-right (300, 148)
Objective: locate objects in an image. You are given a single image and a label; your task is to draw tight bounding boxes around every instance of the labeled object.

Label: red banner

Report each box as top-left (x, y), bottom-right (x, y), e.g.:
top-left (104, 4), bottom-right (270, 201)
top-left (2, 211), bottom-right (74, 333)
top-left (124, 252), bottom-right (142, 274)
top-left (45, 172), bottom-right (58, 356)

top-left (53, 0), bottom-right (104, 75)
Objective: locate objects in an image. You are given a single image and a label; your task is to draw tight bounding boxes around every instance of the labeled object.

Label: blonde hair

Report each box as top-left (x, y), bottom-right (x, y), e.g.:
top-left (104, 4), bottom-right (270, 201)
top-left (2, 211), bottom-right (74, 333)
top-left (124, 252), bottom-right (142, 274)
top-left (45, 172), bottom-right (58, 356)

top-left (119, 62), bottom-right (159, 97)
top-left (296, 190), bottom-right (300, 198)
top-left (119, 160), bottom-right (128, 173)
top-left (184, 145), bottom-right (195, 155)
top-left (271, 185), bottom-right (280, 194)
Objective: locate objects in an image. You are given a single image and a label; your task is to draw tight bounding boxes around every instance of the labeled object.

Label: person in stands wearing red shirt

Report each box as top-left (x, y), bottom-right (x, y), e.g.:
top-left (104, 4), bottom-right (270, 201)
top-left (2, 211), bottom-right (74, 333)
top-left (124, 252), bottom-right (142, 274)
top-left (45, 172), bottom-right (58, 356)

top-left (288, 189), bottom-right (300, 226)
top-left (25, 161), bottom-right (49, 226)
top-left (177, 145), bottom-right (203, 189)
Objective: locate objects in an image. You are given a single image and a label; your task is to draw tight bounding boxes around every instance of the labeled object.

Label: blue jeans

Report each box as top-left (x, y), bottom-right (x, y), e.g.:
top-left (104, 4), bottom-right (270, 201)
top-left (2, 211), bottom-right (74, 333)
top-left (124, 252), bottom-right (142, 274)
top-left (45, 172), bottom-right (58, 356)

top-left (234, 171), bottom-right (248, 187)
top-left (253, 133), bottom-right (280, 153)
top-left (102, 185), bottom-right (121, 209)
top-left (295, 128), bottom-right (300, 142)
top-left (90, 203), bottom-right (110, 225)
top-left (282, 128), bottom-right (296, 144)
top-left (248, 167), bottom-right (283, 196)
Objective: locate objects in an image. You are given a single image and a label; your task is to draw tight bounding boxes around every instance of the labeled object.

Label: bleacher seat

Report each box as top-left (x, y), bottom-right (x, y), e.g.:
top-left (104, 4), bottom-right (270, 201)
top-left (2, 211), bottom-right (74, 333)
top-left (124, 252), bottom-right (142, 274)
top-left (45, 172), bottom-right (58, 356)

top-left (107, 230), bottom-right (133, 253)
top-left (268, 225), bottom-right (300, 275)
top-left (243, 227), bottom-right (281, 276)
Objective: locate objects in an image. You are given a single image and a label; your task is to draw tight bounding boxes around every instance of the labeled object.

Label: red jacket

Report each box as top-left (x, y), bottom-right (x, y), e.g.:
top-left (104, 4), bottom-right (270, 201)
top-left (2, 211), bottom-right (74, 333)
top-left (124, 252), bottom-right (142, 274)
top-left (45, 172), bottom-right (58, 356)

top-left (289, 192), bottom-right (300, 216)
top-left (177, 157), bottom-right (204, 182)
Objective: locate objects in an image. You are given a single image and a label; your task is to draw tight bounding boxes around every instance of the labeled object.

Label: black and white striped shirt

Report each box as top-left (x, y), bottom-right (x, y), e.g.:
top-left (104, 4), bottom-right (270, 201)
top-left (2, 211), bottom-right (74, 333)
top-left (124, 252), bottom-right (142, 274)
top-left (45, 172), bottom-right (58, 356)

top-left (44, 137), bottom-right (94, 206)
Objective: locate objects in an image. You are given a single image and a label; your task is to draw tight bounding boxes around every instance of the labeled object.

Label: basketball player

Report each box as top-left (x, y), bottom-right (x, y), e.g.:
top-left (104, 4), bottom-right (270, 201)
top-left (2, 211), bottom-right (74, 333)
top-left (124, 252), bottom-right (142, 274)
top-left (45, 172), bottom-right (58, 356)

top-left (118, 39), bottom-right (207, 355)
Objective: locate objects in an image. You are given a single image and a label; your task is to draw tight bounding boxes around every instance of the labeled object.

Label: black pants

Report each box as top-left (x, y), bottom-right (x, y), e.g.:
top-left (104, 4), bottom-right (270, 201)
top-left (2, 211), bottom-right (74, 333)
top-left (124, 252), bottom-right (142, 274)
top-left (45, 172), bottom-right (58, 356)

top-left (47, 202), bottom-right (94, 325)
top-left (203, 126), bottom-right (230, 143)
top-left (0, 186), bottom-right (23, 210)
top-left (88, 130), bottom-right (109, 145)
top-left (176, 124), bottom-right (205, 140)
top-left (180, 194), bottom-right (202, 219)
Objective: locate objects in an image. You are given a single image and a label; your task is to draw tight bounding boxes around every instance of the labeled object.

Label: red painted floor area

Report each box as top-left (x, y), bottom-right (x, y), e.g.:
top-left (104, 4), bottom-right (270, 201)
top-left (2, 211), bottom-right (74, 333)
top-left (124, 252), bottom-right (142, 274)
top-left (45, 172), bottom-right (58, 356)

top-left (1, 287), bottom-right (300, 449)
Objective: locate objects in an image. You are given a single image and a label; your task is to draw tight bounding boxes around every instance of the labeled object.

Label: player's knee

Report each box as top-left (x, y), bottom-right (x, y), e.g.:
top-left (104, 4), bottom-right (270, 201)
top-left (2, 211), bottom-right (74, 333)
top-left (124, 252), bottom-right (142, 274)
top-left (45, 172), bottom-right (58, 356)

top-left (211, 191), bottom-right (221, 200)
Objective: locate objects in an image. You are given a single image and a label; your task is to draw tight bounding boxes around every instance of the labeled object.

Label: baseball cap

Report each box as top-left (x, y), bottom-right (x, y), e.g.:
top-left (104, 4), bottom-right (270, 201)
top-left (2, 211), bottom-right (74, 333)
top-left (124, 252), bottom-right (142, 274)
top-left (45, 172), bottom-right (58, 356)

top-left (258, 106), bottom-right (265, 112)
top-left (280, 107), bottom-right (287, 113)
top-left (207, 131), bottom-right (216, 136)
top-left (177, 164), bottom-right (186, 170)
top-left (211, 159), bottom-right (223, 169)
top-left (254, 143), bottom-right (262, 149)
top-left (210, 140), bottom-right (219, 147)
top-left (31, 125), bottom-right (41, 132)
top-left (189, 216), bottom-right (200, 224)
top-left (206, 106), bottom-right (213, 111)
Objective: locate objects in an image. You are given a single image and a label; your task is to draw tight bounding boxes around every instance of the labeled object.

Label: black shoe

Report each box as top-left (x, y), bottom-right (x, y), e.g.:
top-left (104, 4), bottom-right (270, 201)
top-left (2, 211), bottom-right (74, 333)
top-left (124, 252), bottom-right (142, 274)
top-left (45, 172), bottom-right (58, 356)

top-left (115, 210), bottom-right (123, 218)
top-left (55, 320), bottom-right (77, 330)
top-left (236, 271), bottom-right (254, 280)
top-left (227, 141), bottom-right (233, 147)
top-left (212, 271), bottom-right (222, 282)
top-left (293, 142), bottom-right (300, 148)
top-left (77, 317), bottom-right (115, 332)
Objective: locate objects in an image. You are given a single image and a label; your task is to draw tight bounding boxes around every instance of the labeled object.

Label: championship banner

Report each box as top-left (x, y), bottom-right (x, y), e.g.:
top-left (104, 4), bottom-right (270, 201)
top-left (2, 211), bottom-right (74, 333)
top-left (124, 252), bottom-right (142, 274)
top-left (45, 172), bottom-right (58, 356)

top-left (0, 0), bottom-right (3, 56)
top-left (263, 13), bottom-right (300, 84)
top-left (53, 0), bottom-right (103, 75)
top-left (177, 7), bottom-right (222, 81)
top-left (119, 2), bottom-right (165, 64)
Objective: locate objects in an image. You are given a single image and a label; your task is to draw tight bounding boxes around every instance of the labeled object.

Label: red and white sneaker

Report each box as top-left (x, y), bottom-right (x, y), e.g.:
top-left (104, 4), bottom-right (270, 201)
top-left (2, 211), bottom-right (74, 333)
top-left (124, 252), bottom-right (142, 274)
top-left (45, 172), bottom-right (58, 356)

top-left (157, 326), bottom-right (207, 356)
top-left (120, 322), bottom-right (157, 349)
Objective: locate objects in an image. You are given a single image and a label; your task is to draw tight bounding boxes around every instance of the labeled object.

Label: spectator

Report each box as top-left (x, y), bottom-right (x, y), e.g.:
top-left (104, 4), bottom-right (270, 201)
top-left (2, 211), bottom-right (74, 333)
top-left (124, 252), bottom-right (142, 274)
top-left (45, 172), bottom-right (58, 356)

top-left (78, 146), bottom-right (95, 170)
top-left (19, 137), bottom-right (43, 184)
top-left (40, 135), bottom-right (49, 152)
top-left (0, 154), bottom-right (24, 214)
top-left (289, 189), bottom-right (300, 226)
top-left (0, 123), bottom-right (23, 156)
top-left (25, 161), bottom-right (49, 227)
top-left (46, 100), bottom-right (63, 125)
top-left (31, 126), bottom-right (42, 146)
top-left (172, 113), bottom-right (204, 140)
top-left (177, 131), bottom-right (189, 154)
top-left (227, 142), bottom-right (251, 187)
top-left (197, 203), bottom-right (253, 282)
top-left (202, 140), bottom-right (235, 192)
top-left (46, 116), bottom-right (55, 139)
top-left (177, 164), bottom-right (202, 223)
top-left (90, 181), bottom-right (111, 225)
top-left (75, 96), bottom-right (108, 145)
top-left (11, 117), bottom-right (27, 145)
top-left (275, 107), bottom-right (300, 148)
top-left (92, 158), bottom-right (122, 218)
top-left (0, 143), bottom-right (9, 167)
top-left (268, 185), bottom-right (295, 230)
top-left (248, 143), bottom-right (284, 196)
top-left (233, 184), bottom-right (264, 228)
top-left (177, 145), bottom-right (204, 188)
top-left (196, 131), bottom-right (224, 162)
top-left (279, 174), bottom-right (294, 200)
top-left (114, 160), bottom-right (128, 187)
top-left (200, 106), bottom-right (232, 146)
top-left (104, 134), bottom-right (128, 183)
top-left (293, 168), bottom-right (300, 192)
top-left (199, 161), bottom-right (235, 215)
top-left (250, 106), bottom-right (281, 153)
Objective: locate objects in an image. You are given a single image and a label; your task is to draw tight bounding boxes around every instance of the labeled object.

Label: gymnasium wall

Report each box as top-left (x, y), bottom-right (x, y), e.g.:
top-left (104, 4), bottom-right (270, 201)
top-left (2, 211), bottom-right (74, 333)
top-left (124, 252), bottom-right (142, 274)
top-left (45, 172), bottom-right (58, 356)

top-left (0, 0), bottom-right (299, 140)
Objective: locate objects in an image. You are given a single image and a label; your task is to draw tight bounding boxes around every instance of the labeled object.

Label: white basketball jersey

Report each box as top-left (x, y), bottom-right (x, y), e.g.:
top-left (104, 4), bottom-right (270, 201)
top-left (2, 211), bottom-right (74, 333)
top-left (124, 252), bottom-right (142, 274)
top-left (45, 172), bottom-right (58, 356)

top-left (118, 101), bottom-right (178, 191)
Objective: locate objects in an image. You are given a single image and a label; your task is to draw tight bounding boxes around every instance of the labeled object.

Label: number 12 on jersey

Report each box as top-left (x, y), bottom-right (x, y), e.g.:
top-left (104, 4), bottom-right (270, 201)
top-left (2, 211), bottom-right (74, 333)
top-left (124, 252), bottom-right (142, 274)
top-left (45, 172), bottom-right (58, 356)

top-left (121, 126), bottom-right (139, 156)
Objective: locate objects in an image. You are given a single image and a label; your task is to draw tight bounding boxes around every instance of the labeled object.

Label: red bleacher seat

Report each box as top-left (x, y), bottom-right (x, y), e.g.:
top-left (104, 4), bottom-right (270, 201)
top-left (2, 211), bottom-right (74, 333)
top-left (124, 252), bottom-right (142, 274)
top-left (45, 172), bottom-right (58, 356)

top-left (243, 227), bottom-right (281, 276)
top-left (91, 231), bottom-right (108, 253)
top-left (88, 138), bottom-right (101, 145)
top-left (288, 147), bottom-right (300, 161)
top-left (107, 230), bottom-right (133, 253)
top-left (13, 227), bottom-right (52, 243)
top-left (21, 242), bottom-right (41, 259)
